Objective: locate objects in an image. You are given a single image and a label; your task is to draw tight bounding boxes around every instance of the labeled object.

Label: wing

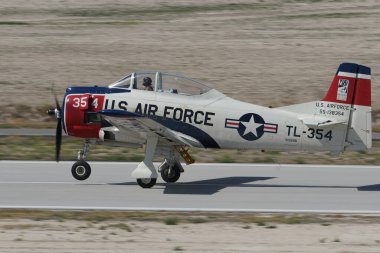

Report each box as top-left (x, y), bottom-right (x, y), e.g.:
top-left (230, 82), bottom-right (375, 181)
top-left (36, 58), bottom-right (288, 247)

top-left (98, 110), bottom-right (204, 147)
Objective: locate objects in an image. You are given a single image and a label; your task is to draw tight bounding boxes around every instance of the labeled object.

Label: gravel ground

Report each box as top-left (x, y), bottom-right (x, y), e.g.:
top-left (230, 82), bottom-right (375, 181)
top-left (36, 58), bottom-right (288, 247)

top-left (0, 0), bottom-right (379, 118)
top-left (1, 218), bottom-right (380, 252)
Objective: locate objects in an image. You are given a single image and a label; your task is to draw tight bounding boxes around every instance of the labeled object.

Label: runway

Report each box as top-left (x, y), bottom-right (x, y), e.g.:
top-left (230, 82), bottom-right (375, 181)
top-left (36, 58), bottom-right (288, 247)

top-left (0, 161), bottom-right (380, 213)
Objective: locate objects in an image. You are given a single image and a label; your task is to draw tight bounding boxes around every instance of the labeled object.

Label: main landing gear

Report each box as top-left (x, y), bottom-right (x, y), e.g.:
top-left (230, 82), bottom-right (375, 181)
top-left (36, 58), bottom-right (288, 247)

top-left (135, 159), bottom-right (183, 188)
top-left (159, 160), bottom-right (182, 183)
top-left (131, 133), bottom-right (192, 188)
top-left (136, 178), bottom-right (157, 188)
top-left (158, 146), bottom-right (193, 184)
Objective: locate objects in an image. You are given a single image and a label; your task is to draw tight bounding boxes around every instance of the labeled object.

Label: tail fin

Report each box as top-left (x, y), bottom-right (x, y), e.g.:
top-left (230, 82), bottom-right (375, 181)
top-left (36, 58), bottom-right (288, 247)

top-left (322, 63), bottom-right (371, 108)
top-left (280, 63), bottom-right (372, 151)
top-left (324, 63), bottom-right (372, 151)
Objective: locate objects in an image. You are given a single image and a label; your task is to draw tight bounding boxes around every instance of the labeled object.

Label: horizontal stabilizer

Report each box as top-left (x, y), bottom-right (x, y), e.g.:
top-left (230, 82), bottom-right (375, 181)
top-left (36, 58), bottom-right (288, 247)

top-left (299, 116), bottom-right (346, 127)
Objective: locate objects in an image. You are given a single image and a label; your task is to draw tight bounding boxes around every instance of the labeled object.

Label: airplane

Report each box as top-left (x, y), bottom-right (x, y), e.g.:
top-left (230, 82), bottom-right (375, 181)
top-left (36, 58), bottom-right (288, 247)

top-left (48, 62), bottom-right (372, 188)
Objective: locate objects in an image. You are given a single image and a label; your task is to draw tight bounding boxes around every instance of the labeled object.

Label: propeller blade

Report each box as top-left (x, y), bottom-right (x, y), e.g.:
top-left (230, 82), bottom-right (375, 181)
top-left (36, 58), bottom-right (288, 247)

top-left (51, 83), bottom-right (61, 111)
top-left (55, 118), bottom-right (62, 162)
top-left (50, 84), bottom-right (63, 162)
top-left (55, 95), bottom-right (61, 111)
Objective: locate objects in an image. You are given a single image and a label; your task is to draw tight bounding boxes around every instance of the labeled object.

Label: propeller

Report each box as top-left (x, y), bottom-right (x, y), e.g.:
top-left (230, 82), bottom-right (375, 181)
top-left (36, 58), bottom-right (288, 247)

top-left (47, 89), bottom-right (63, 162)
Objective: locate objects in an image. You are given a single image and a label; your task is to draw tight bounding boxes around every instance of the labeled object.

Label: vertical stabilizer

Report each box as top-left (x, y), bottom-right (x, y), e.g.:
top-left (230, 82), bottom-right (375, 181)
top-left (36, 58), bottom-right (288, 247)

top-left (322, 63), bottom-right (372, 150)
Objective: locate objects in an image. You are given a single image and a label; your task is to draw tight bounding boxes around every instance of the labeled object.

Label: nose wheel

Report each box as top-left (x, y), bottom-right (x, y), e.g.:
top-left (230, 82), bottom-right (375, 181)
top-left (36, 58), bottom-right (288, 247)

top-left (71, 160), bottom-right (91, 181)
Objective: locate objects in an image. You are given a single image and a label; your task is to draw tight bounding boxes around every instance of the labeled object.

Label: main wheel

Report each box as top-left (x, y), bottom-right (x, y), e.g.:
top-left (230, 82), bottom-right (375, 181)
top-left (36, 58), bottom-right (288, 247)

top-left (71, 160), bottom-right (91, 181)
top-left (137, 178), bottom-right (157, 188)
top-left (161, 164), bottom-right (181, 183)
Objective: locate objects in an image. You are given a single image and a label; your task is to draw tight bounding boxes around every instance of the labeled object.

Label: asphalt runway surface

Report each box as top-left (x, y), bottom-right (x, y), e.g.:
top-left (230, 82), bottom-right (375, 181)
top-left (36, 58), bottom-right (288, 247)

top-left (0, 161), bottom-right (380, 213)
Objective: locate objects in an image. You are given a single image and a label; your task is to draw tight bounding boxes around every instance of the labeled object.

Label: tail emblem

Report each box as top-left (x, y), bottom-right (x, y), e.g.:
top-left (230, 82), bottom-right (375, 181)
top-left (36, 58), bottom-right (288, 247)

top-left (337, 79), bottom-right (349, 101)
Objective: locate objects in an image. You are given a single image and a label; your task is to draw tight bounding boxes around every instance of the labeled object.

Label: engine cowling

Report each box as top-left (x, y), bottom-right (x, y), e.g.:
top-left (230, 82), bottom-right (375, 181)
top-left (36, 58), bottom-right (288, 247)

top-left (64, 93), bottom-right (105, 139)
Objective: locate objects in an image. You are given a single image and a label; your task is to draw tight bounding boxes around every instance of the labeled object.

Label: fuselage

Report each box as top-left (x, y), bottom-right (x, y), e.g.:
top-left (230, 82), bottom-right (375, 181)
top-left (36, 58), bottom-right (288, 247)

top-left (63, 86), bottom-right (345, 152)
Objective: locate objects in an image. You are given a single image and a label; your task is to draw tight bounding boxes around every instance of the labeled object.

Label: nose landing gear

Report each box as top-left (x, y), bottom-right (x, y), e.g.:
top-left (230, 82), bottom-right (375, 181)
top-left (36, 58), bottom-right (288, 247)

top-left (71, 139), bottom-right (92, 181)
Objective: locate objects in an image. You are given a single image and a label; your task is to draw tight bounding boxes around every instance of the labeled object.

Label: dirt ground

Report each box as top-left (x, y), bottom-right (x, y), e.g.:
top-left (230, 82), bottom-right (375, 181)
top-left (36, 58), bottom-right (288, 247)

top-left (1, 0), bottom-right (380, 124)
top-left (1, 217), bottom-right (380, 253)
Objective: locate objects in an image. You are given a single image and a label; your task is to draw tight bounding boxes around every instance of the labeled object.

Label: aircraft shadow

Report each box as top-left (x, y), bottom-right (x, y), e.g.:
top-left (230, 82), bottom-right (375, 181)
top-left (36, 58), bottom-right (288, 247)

top-left (357, 184), bottom-right (380, 191)
top-left (109, 177), bottom-right (380, 194)
top-left (163, 176), bottom-right (274, 195)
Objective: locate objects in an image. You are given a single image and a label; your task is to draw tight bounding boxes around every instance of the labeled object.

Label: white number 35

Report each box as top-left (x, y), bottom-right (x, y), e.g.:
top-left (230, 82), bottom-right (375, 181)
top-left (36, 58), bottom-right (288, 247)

top-left (72, 97), bottom-right (87, 108)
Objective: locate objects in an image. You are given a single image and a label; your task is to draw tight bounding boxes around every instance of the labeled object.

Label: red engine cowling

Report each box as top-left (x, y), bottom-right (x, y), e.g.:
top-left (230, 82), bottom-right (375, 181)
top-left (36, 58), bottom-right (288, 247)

top-left (64, 93), bottom-right (105, 139)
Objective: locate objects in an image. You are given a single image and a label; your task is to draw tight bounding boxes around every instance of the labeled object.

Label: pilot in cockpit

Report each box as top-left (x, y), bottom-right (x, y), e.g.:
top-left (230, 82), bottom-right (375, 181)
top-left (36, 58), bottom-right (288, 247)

top-left (142, 77), bottom-right (153, 91)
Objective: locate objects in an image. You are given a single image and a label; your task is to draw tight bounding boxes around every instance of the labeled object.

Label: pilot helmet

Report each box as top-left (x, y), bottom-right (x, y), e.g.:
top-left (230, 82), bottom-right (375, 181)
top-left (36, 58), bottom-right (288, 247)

top-left (143, 77), bottom-right (152, 86)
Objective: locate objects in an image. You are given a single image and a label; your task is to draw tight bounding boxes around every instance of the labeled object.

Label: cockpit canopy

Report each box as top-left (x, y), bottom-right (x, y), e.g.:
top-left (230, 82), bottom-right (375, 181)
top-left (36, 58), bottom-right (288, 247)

top-left (109, 71), bottom-right (212, 96)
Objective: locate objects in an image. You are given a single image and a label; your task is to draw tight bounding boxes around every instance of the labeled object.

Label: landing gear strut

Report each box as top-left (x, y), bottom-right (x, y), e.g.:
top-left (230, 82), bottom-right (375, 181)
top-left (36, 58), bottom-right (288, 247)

top-left (132, 133), bottom-right (159, 188)
top-left (72, 139), bottom-right (92, 181)
top-left (77, 139), bottom-right (90, 161)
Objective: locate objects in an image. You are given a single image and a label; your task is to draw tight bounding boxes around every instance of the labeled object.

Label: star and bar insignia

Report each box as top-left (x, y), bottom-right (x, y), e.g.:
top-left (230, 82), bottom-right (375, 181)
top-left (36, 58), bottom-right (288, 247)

top-left (225, 113), bottom-right (278, 141)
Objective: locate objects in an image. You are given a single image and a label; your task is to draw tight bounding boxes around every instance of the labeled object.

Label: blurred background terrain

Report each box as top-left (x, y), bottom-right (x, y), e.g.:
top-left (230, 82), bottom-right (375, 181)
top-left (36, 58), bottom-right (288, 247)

top-left (0, 0), bottom-right (379, 163)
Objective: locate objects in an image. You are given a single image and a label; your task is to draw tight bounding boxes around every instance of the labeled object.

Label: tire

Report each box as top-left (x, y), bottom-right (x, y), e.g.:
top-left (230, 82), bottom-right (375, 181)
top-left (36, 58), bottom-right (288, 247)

top-left (161, 164), bottom-right (181, 183)
top-left (71, 160), bottom-right (91, 181)
top-left (137, 178), bottom-right (157, 188)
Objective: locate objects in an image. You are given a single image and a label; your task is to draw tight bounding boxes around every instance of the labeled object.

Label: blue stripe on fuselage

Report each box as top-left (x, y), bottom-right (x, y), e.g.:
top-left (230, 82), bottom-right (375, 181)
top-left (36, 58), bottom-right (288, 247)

top-left (154, 116), bottom-right (220, 149)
